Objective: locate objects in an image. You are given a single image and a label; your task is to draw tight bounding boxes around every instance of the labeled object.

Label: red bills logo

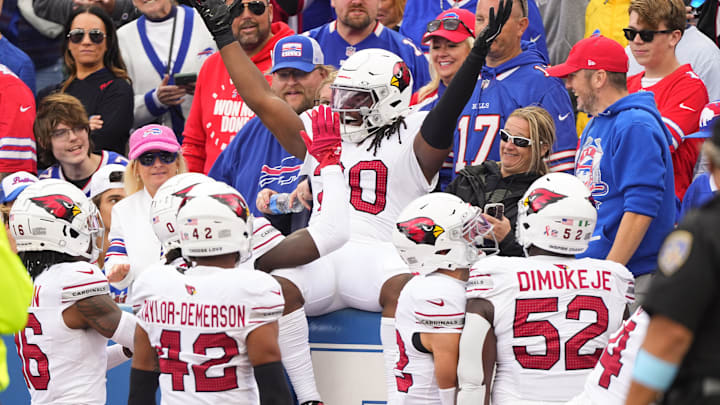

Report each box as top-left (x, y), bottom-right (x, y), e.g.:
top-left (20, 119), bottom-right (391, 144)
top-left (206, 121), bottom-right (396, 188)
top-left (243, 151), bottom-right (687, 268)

top-left (397, 217), bottom-right (445, 245)
top-left (391, 61), bottom-right (411, 92)
top-left (30, 195), bottom-right (81, 222)
top-left (524, 188), bottom-right (566, 214)
top-left (210, 193), bottom-right (249, 220)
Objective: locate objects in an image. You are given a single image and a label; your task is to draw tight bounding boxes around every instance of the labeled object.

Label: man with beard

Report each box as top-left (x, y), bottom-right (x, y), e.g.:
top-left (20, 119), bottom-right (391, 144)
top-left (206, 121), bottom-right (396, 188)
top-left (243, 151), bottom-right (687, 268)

top-left (303, 0), bottom-right (430, 92)
top-left (181, 0), bottom-right (294, 173)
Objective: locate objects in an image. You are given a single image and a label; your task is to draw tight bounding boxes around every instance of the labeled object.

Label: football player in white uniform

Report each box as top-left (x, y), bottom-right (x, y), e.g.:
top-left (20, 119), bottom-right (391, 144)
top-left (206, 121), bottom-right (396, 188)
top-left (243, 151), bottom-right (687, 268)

top-left (10, 179), bottom-right (137, 404)
top-left (565, 307), bottom-right (649, 405)
top-left (392, 193), bottom-right (495, 404)
top-left (188, 0), bottom-right (513, 396)
top-left (129, 182), bottom-right (291, 404)
top-left (458, 173), bottom-right (635, 405)
top-left (131, 106), bottom-right (348, 405)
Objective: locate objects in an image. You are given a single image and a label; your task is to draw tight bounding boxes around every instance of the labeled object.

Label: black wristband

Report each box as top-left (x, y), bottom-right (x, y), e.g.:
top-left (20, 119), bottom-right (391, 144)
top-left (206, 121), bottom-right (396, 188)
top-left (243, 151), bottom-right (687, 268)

top-left (128, 368), bottom-right (159, 405)
top-left (254, 361), bottom-right (293, 405)
top-left (420, 48), bottom-right (488, 150)
top-left (214, 29), bottom-right (236, 50)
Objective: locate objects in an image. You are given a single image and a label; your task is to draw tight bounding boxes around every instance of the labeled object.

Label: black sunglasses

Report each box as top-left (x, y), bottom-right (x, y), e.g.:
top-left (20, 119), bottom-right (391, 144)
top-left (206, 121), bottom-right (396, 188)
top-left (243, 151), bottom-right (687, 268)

top-left (500, 129), bottom-right (533, 147)
top-left (67, 28), bottom-right (106, 44)
top-left (138, 151), bottom-right (178, 166)
top-left (231, 0), bottom-right (267, 17)
top-left (622, 27), bottom-right (675, 42)
top-left (426, 18), bottom-right (473, 37)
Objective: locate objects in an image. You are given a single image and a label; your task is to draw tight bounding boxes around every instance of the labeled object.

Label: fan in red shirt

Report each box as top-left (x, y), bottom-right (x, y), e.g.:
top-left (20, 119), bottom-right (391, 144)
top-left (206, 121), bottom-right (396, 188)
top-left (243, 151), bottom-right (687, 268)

top-left (626, 0), bottom-right (709, 201)
top-left (181, 0), bottom-right (294, 173)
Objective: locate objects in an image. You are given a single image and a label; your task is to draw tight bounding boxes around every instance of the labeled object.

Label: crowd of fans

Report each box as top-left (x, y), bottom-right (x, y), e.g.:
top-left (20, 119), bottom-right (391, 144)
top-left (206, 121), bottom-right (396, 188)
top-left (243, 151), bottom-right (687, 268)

top-left (1, 0), bottom-right (720, 404)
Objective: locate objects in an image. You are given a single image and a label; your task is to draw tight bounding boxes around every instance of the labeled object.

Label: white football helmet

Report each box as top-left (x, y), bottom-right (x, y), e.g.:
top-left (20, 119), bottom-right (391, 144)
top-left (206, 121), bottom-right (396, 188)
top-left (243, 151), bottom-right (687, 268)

top-left (177, 182), bottom-right (253, 263)
top-left (9, 179), bottom-right (103, 261)
top-left (516, 173), bottom-right (597, 255)
top-left (393, 193), bottom-right (493, 275)
top-left (151, 173), bottom-right (215, 255)
top-left (331, 48), bottom-right (413, 143)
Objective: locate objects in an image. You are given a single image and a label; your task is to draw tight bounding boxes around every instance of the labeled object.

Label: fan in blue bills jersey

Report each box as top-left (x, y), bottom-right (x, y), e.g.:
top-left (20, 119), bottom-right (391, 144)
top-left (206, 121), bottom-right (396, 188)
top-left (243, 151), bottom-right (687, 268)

top-left (303, 0), bottom-right (431, 92)
top-left (451, 0), bottom-right (576, 180)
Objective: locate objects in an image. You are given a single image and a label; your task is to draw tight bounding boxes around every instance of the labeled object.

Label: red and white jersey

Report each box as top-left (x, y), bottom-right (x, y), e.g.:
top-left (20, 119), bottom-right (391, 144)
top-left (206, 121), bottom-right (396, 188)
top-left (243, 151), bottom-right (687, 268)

top-left (570, 307), bottom-right (650, 405)
top-left (627, 64), bottom-right (709, 199)
top-left (250, 216), bottom-right (284, 259)
top-left (15, 261), bottom-right (111, 405)
top-left (300, 109), bottom-right (436, 243)
top-left (466, 255), bottom-right (635, 404)
top-left (394, 273), bottom-right (466, 404)
top-left (134, 263), bottom-right (284, 404)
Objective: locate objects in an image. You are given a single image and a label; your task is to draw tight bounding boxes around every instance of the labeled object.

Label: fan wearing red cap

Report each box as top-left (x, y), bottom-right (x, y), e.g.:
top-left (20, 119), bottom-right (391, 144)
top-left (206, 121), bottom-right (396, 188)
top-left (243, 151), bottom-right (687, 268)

top-left (413, 9), bottom-right (476, 109)
top-left (548, 34), bottom-right (676, 301)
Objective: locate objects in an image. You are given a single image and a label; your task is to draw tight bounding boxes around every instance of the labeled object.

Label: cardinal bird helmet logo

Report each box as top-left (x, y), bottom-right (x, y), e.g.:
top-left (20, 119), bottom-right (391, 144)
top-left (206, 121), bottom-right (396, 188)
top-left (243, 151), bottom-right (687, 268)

top-left (524, 188), bottom-right (567, 214)
top-left (29, 195), bottom-right (81, 222)
top-left (397, 217), bottom-right (445, 245)
top-left (209, 193), bottom-right (250, 220)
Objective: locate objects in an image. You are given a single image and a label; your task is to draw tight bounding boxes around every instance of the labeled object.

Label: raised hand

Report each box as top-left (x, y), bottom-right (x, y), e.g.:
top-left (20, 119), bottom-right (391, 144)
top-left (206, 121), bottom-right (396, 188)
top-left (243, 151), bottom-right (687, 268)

top-left (300, 105), bottom-right (342, 169)
top-left (474, 0), bottom-right (513, 54)
top-left (186, 0), bottom-right (237, 49)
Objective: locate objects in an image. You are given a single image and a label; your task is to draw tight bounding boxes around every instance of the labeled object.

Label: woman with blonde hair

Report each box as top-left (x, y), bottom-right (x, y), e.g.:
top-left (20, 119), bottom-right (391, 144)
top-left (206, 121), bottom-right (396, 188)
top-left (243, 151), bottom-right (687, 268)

top-left (104, 124), bottom-right (187, 294)
top-left (445, 105), bottom-right (556, 256)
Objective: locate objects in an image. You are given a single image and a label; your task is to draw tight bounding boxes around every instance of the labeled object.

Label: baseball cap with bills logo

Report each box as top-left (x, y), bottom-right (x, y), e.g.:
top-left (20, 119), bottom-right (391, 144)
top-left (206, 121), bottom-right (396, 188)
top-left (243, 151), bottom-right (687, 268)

top-left (683, 101), bottom-right (720, 141)
top-left (89, 164), bottom-right (126, 199)
top-left (271, 35), bottom-right (324, 73)
top-left (546, 35), bottom-right (628, 78)
top-left (422, 8), bottom-right (476, 45)
top-left (0, 171), bottom-right (38, 204)
top-left (128, 124), bottom-right (181, 160)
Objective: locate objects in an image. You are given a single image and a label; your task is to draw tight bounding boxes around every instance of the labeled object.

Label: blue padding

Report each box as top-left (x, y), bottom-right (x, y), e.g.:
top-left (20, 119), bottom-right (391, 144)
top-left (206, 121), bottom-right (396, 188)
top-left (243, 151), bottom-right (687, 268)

top-left (308, 309), bottom-right (381, 345)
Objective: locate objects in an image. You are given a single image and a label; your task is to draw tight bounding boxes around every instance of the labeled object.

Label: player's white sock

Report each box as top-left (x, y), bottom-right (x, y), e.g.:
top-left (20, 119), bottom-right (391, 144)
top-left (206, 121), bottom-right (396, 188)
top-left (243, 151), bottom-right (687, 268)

top-left (278, 308), bottom-right (322, 404)
top-left (381, 317), bottom-right (398, 404)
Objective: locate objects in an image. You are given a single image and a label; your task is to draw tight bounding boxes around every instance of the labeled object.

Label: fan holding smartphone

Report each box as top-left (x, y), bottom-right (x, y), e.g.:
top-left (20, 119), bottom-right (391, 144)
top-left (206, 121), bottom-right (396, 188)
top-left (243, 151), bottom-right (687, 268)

top-left (116, 0), bottom-right (216, 132)
top-left (445, 106), bottom-right (557, 256)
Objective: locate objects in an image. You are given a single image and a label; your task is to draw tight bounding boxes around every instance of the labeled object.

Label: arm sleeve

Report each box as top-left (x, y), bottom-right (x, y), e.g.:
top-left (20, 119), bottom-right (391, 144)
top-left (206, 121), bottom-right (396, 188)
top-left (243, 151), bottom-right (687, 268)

top-left (32, 0), bottom-right (73, 25)
top-left (538, 81), bottom-right (577, 173)
top-left (0, 81), bottom-right (37, 174)
top-left (90, 79), bottom-right (134, 154)
top-left (106, 344), bottom-right (132, 369)
top-left (306, 165), bottom-right (350, 256)
top-left (0, 227), bottom-right (32, 334)
top-left (661, 80), bottom-right (709, 150)
top-left (181, 62), bottom-right (210, 173)
top-left (105, 204), bottom-right (132, 289)
top-left (615, 122), bottom-right (669, 218)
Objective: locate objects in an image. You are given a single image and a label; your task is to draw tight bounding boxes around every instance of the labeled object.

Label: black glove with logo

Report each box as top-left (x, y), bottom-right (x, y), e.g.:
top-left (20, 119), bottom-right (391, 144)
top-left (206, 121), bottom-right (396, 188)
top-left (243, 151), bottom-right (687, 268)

top-left (187, 0), bottom-right (238, 49)
top-left (421, 0), bottom-right (513, 149)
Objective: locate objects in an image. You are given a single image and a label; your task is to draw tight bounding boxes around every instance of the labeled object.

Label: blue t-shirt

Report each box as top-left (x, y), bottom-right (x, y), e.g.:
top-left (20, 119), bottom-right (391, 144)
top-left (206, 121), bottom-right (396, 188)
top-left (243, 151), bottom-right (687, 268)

top-left (208, 116), bottom-right (303, 216)
top-left (679, 173), bottom-right (717, 220)
top-left (453, 43), bottom-right (576, 177)
top-left (304, 21), bottom-right (431, 92)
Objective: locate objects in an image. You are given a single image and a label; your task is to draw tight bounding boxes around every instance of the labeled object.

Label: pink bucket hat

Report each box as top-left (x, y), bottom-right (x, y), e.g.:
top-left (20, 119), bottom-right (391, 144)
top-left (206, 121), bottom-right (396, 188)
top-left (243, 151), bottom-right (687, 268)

top-left (128, 125), bottom-right (181, 160)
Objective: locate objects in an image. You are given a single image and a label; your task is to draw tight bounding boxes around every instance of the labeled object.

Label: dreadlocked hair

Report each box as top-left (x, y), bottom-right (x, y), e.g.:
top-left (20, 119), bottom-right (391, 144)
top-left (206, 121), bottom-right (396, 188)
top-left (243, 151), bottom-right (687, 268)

top-left (365, 116), bottom-right (408, 156)
top-left (19, 251), bottom-right (77, 280)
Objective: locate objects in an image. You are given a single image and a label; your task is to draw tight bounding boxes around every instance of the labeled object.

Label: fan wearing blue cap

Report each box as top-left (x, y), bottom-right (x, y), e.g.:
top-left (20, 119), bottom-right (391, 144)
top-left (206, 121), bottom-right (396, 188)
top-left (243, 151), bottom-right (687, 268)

top-left (679, 101), bottom-right (720, 219)
top-left (0, 171), bottom-right (39, 253)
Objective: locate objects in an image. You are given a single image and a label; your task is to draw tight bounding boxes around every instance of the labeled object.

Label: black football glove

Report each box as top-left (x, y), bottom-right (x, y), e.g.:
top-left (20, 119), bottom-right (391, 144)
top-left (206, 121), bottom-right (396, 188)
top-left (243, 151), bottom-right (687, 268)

top-left (471, 0), bottom-right (513, 60)
top-left (187, 0), bottom-right (238, 49)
